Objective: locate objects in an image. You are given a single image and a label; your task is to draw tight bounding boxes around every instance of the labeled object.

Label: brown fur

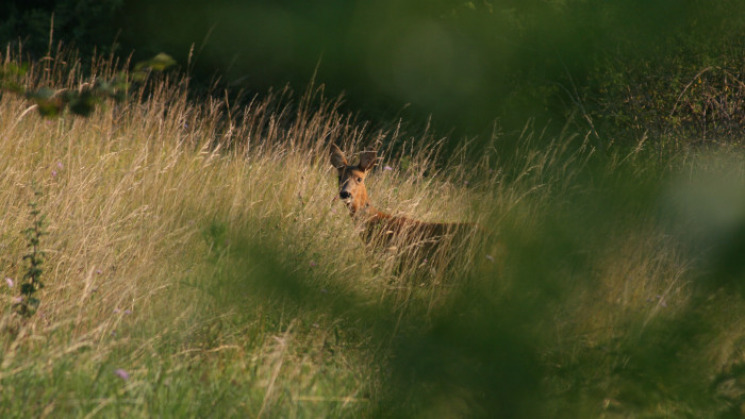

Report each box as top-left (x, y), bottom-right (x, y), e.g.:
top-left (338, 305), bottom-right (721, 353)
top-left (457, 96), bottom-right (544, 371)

top-left (330, 144), bottom-right (475, 264)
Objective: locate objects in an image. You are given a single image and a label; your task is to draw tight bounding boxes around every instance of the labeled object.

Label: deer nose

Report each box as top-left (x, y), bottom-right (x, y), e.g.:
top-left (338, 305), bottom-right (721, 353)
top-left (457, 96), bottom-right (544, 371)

top-left (339, 191), bottom-right (351, 200)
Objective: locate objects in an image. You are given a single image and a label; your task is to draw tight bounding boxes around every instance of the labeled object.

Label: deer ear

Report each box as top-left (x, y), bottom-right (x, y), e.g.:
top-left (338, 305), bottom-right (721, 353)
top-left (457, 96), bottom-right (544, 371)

top-left (358, 151), bottom-right (377, 172)
top-left (330, 144), bottom-right (348, 169)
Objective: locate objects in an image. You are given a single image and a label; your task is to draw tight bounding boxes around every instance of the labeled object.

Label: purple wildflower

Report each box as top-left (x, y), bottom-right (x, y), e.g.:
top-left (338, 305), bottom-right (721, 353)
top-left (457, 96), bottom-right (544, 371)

top-left (5, 277), bottom-right (13, 288)
top-left (114, 369), bottom-right (130, 380)
top-left (52, 162), bottom-right (63, 178)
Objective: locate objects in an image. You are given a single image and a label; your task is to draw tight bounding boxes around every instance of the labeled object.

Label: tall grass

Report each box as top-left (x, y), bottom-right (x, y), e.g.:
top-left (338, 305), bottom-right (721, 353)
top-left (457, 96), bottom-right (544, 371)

top-left (1, 47), bottom-right (745, 417)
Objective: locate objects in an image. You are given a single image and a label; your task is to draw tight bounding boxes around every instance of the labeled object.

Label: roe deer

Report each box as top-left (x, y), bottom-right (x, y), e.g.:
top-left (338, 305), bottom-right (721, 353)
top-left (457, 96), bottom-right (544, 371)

top-left (330, 144), bottom-right (477, 268)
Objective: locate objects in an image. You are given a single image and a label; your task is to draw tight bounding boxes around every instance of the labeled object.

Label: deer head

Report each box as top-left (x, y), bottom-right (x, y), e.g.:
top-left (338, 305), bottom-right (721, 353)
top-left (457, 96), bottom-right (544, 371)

top-left (330, 144), bottom-right (377, 216)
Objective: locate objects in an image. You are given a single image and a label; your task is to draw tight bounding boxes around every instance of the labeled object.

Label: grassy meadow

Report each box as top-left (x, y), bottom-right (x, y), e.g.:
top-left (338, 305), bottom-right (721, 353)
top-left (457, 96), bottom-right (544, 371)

top-left (2, 51), bottom-right (745, 418)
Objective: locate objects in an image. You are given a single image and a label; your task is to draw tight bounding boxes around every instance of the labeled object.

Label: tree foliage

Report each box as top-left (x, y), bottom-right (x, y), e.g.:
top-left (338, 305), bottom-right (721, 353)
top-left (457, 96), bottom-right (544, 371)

top-left (3, 0), bottom-right (745, 144)
top-left (0, 0), bottom-right (123, 56)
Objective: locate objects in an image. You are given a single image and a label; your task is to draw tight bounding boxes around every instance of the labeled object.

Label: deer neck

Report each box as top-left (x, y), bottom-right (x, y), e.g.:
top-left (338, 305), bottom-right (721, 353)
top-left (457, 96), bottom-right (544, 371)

top-left (350, 200), bottom-right (390, 223)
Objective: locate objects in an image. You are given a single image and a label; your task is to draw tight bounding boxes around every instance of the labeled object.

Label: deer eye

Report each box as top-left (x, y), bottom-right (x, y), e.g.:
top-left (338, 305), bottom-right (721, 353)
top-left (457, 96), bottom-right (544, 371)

top-left (357, 177), bottom-right (363, 183)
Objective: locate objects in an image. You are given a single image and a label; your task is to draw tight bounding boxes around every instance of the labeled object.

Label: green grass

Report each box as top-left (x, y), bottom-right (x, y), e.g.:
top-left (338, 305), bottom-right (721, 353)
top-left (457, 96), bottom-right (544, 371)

top-left (2, 49), bottom-right (745, 418)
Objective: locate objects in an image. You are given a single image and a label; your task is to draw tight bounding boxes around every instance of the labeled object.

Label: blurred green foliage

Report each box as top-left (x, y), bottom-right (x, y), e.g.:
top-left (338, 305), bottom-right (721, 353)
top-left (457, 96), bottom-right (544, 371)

top-left (0, 52), bottom-right (173, 118)
top-left (198, 147), bottom-right (745, 416)
top-left (4, 0), bottom-right (745, 145)
top-left (114, 0), bottom-right (745, 142)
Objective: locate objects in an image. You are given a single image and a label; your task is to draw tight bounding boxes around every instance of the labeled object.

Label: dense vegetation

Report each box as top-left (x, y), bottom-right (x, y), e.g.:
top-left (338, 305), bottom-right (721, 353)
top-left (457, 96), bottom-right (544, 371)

top-left (2, 1), bottom-right (745, 417)
top-left (4, 0), bottom-right (745, 144)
